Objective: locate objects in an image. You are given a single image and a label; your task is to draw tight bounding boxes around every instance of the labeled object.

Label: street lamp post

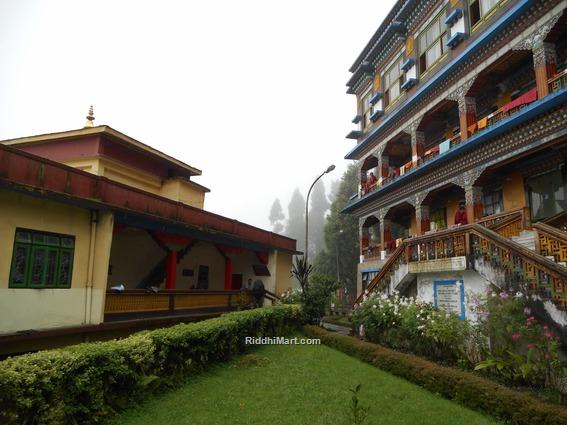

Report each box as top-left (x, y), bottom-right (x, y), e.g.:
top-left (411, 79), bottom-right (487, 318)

top-left (304, 164), bottom-right (335, 265)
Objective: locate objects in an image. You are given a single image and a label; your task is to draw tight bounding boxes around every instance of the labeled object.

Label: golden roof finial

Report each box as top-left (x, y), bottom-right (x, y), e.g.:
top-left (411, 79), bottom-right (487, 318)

top-left (84, 105), bottom-right (95, 128)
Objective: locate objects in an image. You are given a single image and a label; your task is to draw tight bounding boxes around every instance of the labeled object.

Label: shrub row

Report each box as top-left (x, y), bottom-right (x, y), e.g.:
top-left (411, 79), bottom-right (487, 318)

top-left (303, 325), bottom-right (567, 425)
top-left (0, 305), bottom-right (303, 424)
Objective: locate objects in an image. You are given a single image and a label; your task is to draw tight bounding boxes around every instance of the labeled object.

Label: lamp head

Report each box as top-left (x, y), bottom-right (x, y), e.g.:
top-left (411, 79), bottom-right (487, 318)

top-left (325, 164), bottom-right (336, 174)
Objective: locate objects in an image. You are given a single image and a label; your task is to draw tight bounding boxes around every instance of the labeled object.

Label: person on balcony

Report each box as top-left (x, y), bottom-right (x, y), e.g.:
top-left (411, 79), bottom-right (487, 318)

top-left (367, 172), bottom-right (377, 190)
top-left (454, 201), bottom-right (468, 226)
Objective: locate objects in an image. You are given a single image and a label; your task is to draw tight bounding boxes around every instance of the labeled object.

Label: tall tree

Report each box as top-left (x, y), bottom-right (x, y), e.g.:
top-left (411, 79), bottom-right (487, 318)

top-left (313, 164), bottom-right (359, 297)
top-left (285, 188), bottom-right (306, 253)
top-left (308, 180), bottom-right (329, 259)
top-left (268, 198), bottom-right (285, 233)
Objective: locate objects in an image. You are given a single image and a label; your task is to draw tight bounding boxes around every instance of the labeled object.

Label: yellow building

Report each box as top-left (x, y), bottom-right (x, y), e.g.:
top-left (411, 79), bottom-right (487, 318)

top-left (0, 119), bottom-right (297, 354)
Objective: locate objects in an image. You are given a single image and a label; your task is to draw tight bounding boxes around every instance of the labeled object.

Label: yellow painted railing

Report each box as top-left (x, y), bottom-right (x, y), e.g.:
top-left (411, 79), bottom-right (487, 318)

top-left (104, 290), bottom-right (254, 315)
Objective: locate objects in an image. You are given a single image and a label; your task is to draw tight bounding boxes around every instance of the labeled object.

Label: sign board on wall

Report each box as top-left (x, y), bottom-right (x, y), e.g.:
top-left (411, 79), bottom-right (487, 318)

top-left (408, 256), bottom-right (466, 273)
top-left (434, 279), bottom-right (465, 320)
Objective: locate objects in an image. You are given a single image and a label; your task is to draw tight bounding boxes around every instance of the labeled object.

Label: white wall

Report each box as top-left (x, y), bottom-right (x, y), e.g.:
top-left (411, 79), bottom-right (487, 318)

top-left (417, 270), bottom-right (491, 321)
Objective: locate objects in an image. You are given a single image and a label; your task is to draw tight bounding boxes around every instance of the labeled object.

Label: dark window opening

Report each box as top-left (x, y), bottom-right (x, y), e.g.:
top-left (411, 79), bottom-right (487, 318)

top-left (197, 265), bottom-right (209, 289)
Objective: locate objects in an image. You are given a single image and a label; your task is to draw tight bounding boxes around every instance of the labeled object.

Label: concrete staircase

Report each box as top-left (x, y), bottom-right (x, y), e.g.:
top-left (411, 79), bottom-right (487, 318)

top-left (511, 230), bottom-right (537, 251)
top-left (511, 230), bottom-right (567, 267)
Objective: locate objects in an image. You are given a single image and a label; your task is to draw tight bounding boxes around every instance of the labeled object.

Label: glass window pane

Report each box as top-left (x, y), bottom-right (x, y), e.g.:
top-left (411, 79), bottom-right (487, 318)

top-left (419, 34), bottom-right (427, 53)
top-left (529, 170), bottom-right (566, 221)
top-left (10, 244), bottom-right (29, 286)
top-left (16, 231), bottom-right (32, 243)
top-left (58, 250), bottom-right (73, 287)
top-left (61, 237), bottom-right (74, 248)
top-left (33, 233), bottom-right (46, 245)
top-left (45, 249), bottom-right (59, 286)
top-left (46, 236), bottom-right (60, 247)
top-left (30, 247), bottom-right (47, 286)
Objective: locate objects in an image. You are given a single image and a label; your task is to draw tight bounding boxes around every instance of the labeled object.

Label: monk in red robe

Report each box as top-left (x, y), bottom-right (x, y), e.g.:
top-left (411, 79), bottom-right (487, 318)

top-left (454, 201), bottom-right (468, 225)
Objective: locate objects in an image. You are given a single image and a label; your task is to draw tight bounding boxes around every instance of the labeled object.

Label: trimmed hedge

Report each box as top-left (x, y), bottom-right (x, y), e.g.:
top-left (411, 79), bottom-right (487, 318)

top-left (0, 305), bottom-right (303, 424)
top-left (304, 325), bottom-right (567, 425)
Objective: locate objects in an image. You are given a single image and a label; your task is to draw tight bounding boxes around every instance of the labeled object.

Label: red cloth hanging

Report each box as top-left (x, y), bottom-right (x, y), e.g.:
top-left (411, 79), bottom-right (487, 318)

top-left (502, 88), bottom-right (537, 113)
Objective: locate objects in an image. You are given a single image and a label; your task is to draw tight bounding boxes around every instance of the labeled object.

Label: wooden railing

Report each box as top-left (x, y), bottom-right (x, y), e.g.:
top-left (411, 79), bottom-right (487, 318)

top-left (104, 290), bottom-right (253, 315)
top-left (534, 222), bottom-right (567, 264)
top-left (476, 207), bottom-right (531, 238)
top-left (264, 289), bottom-right (280, 302)
top-left (356, 224), bottom-right (567, 309)
top-left (549, 68), bottom-right (567, 93)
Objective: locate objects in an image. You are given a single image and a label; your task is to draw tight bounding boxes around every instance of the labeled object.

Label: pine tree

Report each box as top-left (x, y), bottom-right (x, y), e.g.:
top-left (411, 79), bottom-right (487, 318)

top-left (268, 198), bottom-right (286, 233)
top-left (308, 180), bottom-right (330, 259)
top-left (285, 188), bottom-right (306, 253)
top-left (313, 164), bottom-right (359, 296)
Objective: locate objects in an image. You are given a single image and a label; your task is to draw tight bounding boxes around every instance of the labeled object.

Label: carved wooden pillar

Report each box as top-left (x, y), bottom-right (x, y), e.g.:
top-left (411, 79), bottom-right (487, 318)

top-left (415, 204), bottom-right (430, 235)
top-left (359, 220), bottom-right (369, 255)
top-left (465, 186), bottom-right (483, 222)
top-left (380, 218), bottom-right (392, 255)
top-left (533, 42), bottom-right (557, 99)
top-left (459, 96), bottom-right (477, 141)
top-left (378, 155), bottom-right (389, 186)
top-left (411, 130), bottom-right (425, 167)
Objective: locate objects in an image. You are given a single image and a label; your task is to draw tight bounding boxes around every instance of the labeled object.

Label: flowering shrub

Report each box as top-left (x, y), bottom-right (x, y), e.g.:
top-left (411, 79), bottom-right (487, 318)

top-left (278, 288), bottom-right (303, 305)
top-left (352, 292), bottom-right (477, 366)
top-left (472, 289), bottom-right (564, 392)
top-left (354, 288), bottom-right (565, 396)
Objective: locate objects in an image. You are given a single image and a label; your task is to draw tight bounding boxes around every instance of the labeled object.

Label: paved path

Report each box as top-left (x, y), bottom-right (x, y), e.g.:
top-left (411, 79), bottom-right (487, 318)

top-left (320, 321), bottom-right (351, 336)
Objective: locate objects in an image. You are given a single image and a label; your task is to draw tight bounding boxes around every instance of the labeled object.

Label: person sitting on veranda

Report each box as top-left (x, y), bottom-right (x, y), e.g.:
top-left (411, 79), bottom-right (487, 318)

top-left (454, 201), bottom-right (469, 226)
top-left (252, 279), bottom-right (266, 308)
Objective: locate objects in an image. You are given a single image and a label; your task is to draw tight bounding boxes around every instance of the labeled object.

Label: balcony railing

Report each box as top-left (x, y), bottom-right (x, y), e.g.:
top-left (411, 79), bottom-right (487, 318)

top-left (356, 71), bottom-right (565, 201)
top-left (549, 69), bottom-right (567, 93)
top-left (104, 289), bottom-right (254, 318)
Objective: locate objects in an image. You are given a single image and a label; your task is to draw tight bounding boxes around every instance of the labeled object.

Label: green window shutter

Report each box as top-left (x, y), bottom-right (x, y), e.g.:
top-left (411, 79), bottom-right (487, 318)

top-left (9, 244), bottom-right (30, 287)
top-left (57, 249), bottom-right (74, 288)
top-left (45, 248), bottom-right (59, 287)
top-left (29, 246), bottom-right (48, 288)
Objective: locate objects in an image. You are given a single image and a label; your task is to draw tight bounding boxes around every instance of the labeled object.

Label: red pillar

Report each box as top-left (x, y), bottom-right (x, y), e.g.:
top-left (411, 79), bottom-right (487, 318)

top-left (224, 258), bottom-right (233, 290)
top-left (534, 42), bottom-right (556, 99)
top-left (165, 250), bottom-right (177, 290)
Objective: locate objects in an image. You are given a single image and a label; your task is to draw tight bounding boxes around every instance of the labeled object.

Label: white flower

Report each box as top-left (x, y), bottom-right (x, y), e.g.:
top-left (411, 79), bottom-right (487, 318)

top-left (372, 304), bottom-right (377, 309)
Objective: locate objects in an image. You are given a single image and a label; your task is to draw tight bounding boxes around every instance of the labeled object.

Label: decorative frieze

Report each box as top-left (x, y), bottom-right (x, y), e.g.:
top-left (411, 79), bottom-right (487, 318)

top-left (512, 10), bottom-right (563, 52)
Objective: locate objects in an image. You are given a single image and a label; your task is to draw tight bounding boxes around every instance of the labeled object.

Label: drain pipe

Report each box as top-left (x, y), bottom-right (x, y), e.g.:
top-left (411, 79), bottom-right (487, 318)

top-left (84, 210), bottom-right (98, 324)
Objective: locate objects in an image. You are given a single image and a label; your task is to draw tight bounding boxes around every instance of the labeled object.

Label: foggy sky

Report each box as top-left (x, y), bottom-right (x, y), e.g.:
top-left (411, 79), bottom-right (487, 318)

top-left (0, 0), bottom-right (395, 230)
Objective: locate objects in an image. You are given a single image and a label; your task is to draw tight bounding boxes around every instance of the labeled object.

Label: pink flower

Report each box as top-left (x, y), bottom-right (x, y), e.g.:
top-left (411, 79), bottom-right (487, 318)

top-left (527, 343), bottom-right (535, 350)
top-left (499, 292), bottom-right (509, 299)
top-left (544, 353), bottom-right (550, 360)
top-left (523, 307), bottom-right (531, 316)
top-left (511, 333), bottom-right (521, 341)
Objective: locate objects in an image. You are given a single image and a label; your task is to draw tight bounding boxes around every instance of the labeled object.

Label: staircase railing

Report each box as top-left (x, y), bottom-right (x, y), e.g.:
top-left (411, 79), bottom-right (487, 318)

top-left (476, 207), bottom-right (531, 237)
top-left (533, 222), bottom-right (567, 264)
top-left (356, 223), bottom-right (567, 309)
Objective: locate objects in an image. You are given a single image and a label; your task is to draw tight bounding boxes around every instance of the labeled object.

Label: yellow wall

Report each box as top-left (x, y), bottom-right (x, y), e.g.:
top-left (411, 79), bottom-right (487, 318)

top-left (503, 172), bottom-right (526, 210)
top-left (0, 189), bottom-right (112, 333)
top-left (160, 179), bottom-right (206, 209)
top-left (274, 250), bottom-right (293, 295)
top-left (108, 227), bottom-right (166, 289)
top-left (63, 157), bottom-right (207, 209)
top-left (175, 242), bottom-right (225, 290)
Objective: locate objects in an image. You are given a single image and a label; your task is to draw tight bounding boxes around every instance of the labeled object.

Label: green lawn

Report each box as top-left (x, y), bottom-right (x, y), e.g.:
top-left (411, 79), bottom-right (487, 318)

top-left (112, 336), bottom-right (502, 425)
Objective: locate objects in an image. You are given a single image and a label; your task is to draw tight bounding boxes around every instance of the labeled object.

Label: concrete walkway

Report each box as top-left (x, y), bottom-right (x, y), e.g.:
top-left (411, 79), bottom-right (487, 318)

top-left (320, 321), bottom-right (351, 336)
